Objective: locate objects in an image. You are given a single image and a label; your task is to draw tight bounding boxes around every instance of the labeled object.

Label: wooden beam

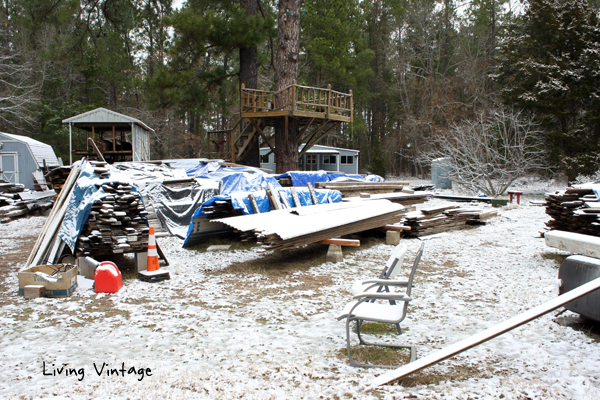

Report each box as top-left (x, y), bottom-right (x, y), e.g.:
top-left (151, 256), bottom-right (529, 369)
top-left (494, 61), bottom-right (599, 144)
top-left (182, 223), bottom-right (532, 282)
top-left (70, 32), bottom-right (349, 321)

top-left (382, 225), bottom-right (411, 232)
top-left (298, 117), bottom-right (315, 138)
top-left (266, 183), bottom-right (282, 210)
top-left (299, 120), bottom-right (328, 157)
top-left (545, 230), bottom-right (600, 258)
top-left (248, 194), bottom-right (260, 214)
top-left (317, 238), bottom-right (360, 247)
top-left (372, 276), bottom-right (600, 386)
top-left (306, 121), bottom-right (341, 151)
top-left (307, 182), bottom-right (318, 205)
top-left (249, 118), bottom-right (276, 155)
top-left (290, 187), bottom-right (301, 207)
top-left (87, 138), bottom-right (106, 163)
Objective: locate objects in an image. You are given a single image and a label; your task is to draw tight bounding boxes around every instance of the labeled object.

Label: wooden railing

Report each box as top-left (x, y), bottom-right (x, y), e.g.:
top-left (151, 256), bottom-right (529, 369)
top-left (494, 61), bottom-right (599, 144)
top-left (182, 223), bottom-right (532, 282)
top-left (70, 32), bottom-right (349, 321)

top-left (241, 83), bottom-right (353, 121)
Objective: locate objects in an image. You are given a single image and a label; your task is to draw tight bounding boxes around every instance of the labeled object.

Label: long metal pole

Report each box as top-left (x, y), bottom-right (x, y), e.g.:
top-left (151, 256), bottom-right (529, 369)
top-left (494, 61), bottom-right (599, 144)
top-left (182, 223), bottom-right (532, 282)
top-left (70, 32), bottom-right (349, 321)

top-left (69, 123), bottom-right (72, 165)
top-left (372, 276), bottom-right (600, 386)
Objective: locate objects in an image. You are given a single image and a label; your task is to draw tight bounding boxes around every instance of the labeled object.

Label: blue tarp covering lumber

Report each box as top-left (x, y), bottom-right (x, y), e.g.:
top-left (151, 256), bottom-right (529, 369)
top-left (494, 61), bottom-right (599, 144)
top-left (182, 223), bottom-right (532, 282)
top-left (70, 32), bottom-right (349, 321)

top-left (275, 171), bottom-right (384, 187)
top-left (171, 160), bottom-right (281, 195)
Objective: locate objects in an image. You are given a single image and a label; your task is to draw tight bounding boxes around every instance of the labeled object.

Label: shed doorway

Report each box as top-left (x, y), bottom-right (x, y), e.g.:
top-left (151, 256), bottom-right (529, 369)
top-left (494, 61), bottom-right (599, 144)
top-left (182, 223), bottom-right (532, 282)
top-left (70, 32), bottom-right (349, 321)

top-left (1, 153), bottom-right (18, 183)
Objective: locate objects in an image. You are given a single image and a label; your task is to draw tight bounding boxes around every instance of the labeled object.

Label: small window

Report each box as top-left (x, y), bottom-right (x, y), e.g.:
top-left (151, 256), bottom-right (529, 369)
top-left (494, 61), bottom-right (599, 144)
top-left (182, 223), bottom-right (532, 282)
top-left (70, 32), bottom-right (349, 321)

top-left (261, 154), bottom-right (270, 163)
top-left (307, 155), bottom-right (317, 164)
top-left (299, 157), bottom-right (303, 166)
top-left (341, 155), bottom-right (354, 165)
top-left (323, 155), bottom-right (337, 164)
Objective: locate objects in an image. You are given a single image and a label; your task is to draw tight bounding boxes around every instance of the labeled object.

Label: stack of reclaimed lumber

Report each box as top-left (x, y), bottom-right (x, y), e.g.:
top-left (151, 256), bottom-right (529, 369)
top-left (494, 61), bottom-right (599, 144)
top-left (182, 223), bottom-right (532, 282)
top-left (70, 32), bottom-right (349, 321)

top-left (314, 181), bottom-right (408, 198)
top-left (0, 181), bottom-right (55, 223)
top-left (403, 204), bottom-right (497, 237)
top-left (202, 200), bottom-right (245, 219)
top-left (45, 166), bottom-right (73, 194)
top-left (0, 181), bottom-right (25, 194)
top-left (214, 200), bottom-right (405, 251)
top-left (545, 187), bottom-right (600, 236)
top-left (75, 181), bottom-right (149, 256)
top-left (343, 191), bottom-right (431, 206)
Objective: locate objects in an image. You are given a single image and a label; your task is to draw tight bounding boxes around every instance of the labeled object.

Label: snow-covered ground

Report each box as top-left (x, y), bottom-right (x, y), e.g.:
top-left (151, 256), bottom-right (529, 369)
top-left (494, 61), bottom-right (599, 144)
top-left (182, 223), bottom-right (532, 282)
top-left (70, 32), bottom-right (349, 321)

top-left (1, 179), bottom-right (598, 399)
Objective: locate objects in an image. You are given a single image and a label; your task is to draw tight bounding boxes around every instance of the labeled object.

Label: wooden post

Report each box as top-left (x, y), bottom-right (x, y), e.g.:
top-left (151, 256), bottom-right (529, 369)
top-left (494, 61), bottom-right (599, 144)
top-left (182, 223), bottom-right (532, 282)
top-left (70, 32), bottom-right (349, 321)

top-left (290, 187), bottom-right (301, 207)
top-left (349, 89), bottom-right (354, 122)
top-left (241, 82), bottom-right (245, 111)
top-left (112, 126), bottom-right (116, 151)
top-left (248, 194), bottom-right (260, 214)
top-left (291, 81), bottom-right (297, 112)
top-left (307, 182), bottom-right (318, 205)
top-left (326, 84), bottom-right (331, 118)
top-left (230, 127), bottom-right (236, 162)
top-left (266, 183), bottom-right (282, 210)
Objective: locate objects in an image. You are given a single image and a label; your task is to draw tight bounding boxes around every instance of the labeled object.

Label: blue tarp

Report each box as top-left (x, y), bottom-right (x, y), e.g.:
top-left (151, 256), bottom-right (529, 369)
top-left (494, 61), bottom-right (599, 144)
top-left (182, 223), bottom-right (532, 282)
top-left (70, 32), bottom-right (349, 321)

top-left (171, 160), bottom-right (281, 195)
top-left (275, 171), bottom-right (384, 187)
top-left (183, 187), bottom-right (342, 246)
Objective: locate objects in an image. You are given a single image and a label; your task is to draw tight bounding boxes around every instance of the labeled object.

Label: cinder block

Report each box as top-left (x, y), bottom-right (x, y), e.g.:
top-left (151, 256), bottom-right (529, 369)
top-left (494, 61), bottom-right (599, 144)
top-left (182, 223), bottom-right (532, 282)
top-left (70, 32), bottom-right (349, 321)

top-left (24, 285), bottom-right (45, 299)
top-left (78, 257), bottom-right (95, 279)
top-left (326, 244), bottom-right (343, 263)
top-left (135, 251), bottom-right (148, 272)
top-left (386, 231), bottom-right (401, 245)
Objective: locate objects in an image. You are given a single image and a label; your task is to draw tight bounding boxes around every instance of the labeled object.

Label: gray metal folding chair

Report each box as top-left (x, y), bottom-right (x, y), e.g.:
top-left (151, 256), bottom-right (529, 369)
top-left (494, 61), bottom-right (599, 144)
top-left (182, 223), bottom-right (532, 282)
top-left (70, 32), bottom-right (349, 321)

top-left (337, 241), bottom-right (424, 368)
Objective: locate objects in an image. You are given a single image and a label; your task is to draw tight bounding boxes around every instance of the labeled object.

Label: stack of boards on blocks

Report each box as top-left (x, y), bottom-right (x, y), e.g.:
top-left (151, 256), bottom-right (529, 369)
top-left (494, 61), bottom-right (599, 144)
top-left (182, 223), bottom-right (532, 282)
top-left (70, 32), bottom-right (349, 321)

top-left (545, 187), bottom-right (600, 236)
top-left (76, 180), bottom-right (149, 257)
top-left (0, 181), bottom-right (55, 223)
top-left (402, 204), bottom-right (498, 237)
top-left (27, 160), bottom-right (150, 268)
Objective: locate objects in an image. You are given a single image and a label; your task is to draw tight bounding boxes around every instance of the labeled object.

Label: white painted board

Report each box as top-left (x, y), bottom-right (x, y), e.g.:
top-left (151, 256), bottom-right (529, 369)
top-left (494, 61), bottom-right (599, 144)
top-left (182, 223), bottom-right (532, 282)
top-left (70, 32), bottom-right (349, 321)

top-left (545, 230), bottom-right (600, 259)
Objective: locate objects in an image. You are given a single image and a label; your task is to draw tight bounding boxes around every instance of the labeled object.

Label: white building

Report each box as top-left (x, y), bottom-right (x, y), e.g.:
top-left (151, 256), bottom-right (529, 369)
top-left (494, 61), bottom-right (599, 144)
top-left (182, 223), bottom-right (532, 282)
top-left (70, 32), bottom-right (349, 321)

top-left (260, 144), bottom-right (359, 174)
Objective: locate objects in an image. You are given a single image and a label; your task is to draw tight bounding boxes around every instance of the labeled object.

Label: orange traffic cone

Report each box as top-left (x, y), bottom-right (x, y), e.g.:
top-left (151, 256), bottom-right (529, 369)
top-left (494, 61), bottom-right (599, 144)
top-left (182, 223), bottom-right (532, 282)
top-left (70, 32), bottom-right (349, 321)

top-left (147, 227), bottom-right (160, 271)
top-left (138, 227), bottom-right (170, 282)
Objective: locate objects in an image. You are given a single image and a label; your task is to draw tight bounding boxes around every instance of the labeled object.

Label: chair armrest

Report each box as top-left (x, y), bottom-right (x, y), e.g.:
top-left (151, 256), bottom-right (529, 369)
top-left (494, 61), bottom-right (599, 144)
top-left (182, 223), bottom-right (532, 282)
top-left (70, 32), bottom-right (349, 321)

top-left (353, 292), bottom-right (412, 301)
top-left (359, 279), bottom-right (409, 286)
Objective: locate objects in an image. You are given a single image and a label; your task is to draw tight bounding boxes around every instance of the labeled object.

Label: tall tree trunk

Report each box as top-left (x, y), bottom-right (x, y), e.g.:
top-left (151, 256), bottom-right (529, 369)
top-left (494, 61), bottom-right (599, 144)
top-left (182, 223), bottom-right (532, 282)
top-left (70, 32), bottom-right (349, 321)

top-left (369, 0), bottom-right (385, 150)
top-left (444, 0), bottom-right (450, 76)
top-left (488, 0), bottom-right (496, 97)
top-left (274, 0), bottom-right (303, 173)
top-left (239, 0), bottom-right (260, 167)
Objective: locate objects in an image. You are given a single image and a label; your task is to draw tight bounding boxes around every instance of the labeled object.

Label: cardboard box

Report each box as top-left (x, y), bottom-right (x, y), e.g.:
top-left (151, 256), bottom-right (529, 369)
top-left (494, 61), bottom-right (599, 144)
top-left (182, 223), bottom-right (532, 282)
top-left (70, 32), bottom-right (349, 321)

top-left (18, 264), bottom-right (78, 298)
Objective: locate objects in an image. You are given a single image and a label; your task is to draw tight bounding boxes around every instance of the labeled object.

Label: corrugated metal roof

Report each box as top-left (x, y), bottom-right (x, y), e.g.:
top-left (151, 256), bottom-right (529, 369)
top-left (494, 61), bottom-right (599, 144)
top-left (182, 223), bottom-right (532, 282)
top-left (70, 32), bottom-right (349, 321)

top-left (62, 108), bottom-right (154, 132)
top-left (305, 149), bottom-right (339, 154)
top-left (215, 200), bottom-right (404, 240)
top-left (0, 132), bottom-right (60, 167)
top-left (300, 143), bottom-right (360, 154)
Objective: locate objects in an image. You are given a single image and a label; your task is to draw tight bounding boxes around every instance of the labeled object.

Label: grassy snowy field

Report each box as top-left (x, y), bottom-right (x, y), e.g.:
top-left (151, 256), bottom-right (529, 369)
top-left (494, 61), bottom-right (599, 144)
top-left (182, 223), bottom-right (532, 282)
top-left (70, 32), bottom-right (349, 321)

top-left (1, 178), bottom-right (599, 399)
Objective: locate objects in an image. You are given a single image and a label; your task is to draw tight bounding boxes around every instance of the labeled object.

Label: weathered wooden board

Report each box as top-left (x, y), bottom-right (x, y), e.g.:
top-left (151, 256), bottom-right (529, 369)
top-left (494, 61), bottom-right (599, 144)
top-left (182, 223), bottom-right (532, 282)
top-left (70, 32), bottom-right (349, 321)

top-left (545, 230), bottom-right (600, 258)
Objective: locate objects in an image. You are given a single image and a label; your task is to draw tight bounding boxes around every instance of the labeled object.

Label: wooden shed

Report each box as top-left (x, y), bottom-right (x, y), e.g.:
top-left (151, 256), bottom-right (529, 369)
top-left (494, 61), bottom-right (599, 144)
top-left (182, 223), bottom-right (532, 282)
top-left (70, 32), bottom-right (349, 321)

top-left (63, 108), bottom-right (153, 164)
top-left (0, 132), bottom-right (60, 190)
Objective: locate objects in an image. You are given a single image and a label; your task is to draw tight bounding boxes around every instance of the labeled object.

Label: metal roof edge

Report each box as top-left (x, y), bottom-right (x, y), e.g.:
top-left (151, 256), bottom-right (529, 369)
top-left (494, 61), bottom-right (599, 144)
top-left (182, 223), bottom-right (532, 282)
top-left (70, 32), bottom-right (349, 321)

top-left (62, 107), bottom-right (155, 132)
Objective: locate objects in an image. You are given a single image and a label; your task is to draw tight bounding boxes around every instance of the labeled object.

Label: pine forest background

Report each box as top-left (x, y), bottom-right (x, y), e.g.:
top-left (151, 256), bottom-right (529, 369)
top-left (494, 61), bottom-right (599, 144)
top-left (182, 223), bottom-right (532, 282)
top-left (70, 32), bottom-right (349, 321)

top-left (1, 0), bottom-right (600, 181)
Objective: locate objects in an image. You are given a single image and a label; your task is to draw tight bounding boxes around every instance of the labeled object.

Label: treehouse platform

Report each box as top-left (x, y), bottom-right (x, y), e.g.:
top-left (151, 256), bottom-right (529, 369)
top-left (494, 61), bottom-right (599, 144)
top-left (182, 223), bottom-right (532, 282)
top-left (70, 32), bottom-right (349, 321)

top-left (210, 84), bottom-right (353, 163)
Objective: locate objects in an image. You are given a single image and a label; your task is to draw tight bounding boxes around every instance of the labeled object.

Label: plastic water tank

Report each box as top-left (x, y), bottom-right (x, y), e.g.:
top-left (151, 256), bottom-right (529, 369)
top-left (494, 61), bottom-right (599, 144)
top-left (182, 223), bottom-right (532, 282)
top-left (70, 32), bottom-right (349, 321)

top-left (431, 158), bottom-right (452, 189)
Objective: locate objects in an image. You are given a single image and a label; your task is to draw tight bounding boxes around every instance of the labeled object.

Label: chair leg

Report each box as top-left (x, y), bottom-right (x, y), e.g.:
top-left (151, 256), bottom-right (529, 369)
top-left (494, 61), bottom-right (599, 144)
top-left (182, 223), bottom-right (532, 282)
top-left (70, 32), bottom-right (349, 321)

top-left (346, 317), bottom-right (416, 369)
top-left (396, 323), bottom-right (402, 335)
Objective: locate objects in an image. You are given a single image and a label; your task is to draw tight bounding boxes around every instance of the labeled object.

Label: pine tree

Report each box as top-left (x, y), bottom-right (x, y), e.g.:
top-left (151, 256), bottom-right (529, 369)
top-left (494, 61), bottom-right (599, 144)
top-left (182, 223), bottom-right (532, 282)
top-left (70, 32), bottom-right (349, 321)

top-left (496, 0), bottom-right (600, 179)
